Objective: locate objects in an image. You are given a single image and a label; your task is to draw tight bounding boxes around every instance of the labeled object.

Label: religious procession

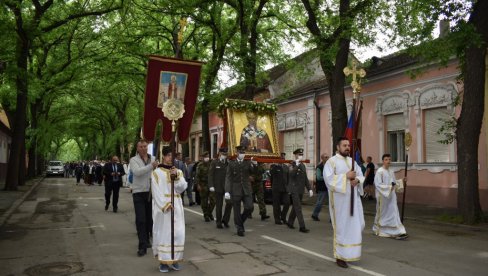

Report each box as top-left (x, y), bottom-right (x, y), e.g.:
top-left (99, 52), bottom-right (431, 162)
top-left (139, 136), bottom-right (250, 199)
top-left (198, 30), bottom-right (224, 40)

top-left (1, 1), bottom-right (487, 275)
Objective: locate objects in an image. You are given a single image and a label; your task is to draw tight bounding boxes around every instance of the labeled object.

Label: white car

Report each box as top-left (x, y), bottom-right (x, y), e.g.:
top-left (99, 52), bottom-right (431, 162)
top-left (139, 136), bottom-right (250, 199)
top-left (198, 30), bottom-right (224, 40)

top-left (46, 161), bottom-right (65, 177)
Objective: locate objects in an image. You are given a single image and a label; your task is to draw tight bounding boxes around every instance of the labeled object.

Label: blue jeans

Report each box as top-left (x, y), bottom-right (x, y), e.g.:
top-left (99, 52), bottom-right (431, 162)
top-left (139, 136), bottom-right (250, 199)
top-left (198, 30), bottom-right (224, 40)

top-left (312, 191), bottom-right (328, 217)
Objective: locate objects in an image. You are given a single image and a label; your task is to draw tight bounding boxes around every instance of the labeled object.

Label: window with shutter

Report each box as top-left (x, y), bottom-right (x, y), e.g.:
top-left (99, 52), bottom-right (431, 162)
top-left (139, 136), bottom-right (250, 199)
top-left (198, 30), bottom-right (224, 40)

top-left (283, 129), bottom-right (305, 159)
top-left (386, 113), bottom-right (405, 162)
top-left (424, 107), bottom-right (450, 162)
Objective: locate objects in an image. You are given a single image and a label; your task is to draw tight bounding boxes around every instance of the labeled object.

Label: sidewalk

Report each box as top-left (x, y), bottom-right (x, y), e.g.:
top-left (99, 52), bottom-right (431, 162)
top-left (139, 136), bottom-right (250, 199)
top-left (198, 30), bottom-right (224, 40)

top-left (302, 194), bottom-right (488, 230)
top-left (0, 177), bottom-right (44, 226)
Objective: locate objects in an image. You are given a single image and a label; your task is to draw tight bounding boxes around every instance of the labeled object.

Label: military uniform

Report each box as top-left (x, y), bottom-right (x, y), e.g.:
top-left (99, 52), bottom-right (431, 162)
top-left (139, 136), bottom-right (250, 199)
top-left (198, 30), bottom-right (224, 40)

top-left (196, 153), bottom-right (215, 221)
top-left (270, 156), bottom-right (290, 224)
top-left (209, 148), bottom-right (232, 228)
top-left (224, 146), bottom-right (256, 236)
top-left (250, 163), bottom-right (269, 220)
top-left (287, 149), bottom-right (312, 233)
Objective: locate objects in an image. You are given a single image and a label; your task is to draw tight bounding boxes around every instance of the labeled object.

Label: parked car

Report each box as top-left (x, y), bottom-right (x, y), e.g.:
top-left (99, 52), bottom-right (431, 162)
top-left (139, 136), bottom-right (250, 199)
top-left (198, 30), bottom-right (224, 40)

top-left (46, 161), bottom-right (64, 177)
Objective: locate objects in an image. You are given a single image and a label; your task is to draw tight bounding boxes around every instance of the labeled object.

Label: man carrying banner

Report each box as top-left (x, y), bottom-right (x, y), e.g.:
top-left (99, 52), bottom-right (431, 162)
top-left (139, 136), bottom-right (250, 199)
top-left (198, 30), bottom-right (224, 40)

top-left (151, 147), bottom-right (187, 273)
top-left (373, 153), bottom-right (408, 240)
top-left (323, 137), bottom-right (365, 268)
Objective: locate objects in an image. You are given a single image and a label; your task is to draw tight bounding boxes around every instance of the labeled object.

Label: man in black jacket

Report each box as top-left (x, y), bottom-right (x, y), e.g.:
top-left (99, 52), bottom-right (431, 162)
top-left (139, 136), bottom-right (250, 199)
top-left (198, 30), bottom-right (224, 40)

top-left (270, 152), bottom-right (290, 225)
top-left (312, 153), bottom-right (329, 221)
top-left (103, 156), bottom-right (125, 213)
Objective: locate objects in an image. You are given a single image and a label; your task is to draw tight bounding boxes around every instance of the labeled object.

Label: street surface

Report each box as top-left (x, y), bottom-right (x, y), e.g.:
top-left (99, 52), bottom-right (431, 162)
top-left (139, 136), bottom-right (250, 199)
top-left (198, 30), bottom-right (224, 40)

top-left (0, 177), bottom-right (487, 275)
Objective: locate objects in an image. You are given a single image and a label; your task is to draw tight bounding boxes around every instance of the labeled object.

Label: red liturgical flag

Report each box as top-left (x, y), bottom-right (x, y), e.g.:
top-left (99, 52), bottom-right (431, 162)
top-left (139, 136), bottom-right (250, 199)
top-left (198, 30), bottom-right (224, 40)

top-left (143, 55), bottom-right (203, 142)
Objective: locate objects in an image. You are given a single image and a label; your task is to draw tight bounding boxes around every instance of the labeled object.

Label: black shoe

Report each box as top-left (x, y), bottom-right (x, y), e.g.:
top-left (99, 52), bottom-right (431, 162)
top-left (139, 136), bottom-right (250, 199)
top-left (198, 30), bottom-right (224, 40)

top-left (336, 259), bottom-right (348, 268)
top-left (248, 214), bottom-right (252, 219)
top-left (275, 221), bottom-right (283, 225)
top-left (113, 208), bottom-right (118, 213)
top-left (261, 215), bottom-right (270, 221)
top-left (286, 223), bottom-right (295, 229)
top-left (237, 230), bottom-right (244, 237)
top-left (137, 248), bottom-right (147, 257)
top-left (209, 215), bottom-right (215, 221)
top-left (204, 216), bottom-right (210, 222)
top-left (311, 215), bottom-right (320, 221)
top-left (189, 202), bottom-right (195, 206)
top-left (105, 204), bottom-right (109, 211)
top-left (217, 224), bottom-right (223, 229)
top-left (223, 221), bottom-right (229, 228)
top-left (299, 227), bottom-right (310, 233)
top-left (146, 243), bottom-right (152, 248)
top-left (281, 219), bottom-right (287, 225)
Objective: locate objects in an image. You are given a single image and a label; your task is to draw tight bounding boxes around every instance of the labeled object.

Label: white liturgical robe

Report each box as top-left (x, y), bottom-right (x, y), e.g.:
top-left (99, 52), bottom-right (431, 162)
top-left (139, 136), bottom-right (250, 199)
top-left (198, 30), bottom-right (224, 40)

top-left (151, 167), bottom-right (187, 264)
top-left (372, 166), bottom-right (407, 237)
top-left (324, 154), bottom-right (365, 262)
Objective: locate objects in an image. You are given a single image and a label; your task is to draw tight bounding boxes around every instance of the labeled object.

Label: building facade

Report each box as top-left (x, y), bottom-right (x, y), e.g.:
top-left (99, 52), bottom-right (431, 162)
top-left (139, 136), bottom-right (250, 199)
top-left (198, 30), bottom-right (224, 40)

top-left (187, 51), bottom-right (488, 209)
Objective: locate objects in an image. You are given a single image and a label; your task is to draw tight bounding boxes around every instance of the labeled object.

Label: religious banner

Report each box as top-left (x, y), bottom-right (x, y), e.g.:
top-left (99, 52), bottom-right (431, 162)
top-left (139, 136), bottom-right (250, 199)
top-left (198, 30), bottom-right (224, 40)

top-left (143, 55), bottom-right (203, 142)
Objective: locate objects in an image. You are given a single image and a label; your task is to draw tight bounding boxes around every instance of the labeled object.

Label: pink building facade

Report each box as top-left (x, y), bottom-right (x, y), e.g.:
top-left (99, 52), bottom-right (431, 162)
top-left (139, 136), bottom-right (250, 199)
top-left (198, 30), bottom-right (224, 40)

top-left (188, 52), bottom-right (488, 209)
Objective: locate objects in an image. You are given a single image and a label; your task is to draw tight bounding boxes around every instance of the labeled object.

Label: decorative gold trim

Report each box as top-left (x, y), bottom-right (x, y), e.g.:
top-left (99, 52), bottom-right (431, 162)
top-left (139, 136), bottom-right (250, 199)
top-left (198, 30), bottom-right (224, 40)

top-left (152, 171), bottom-right (160, 184)
top-left (164, 194), bottom-right (181, 198)
top-left (149, 55), bottom-right (204, 66)
top-left (336, 242), bottom-right (361, 248)
top-left (158, 259), bottom-right (184, 265)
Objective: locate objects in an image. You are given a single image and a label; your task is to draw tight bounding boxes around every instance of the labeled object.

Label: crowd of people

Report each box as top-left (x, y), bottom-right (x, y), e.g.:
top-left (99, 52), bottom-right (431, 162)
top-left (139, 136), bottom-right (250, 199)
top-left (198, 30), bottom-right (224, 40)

top-left (63, 160), bottom-right (130, 187)
top-left (80, 137), bottom-right (408, 273)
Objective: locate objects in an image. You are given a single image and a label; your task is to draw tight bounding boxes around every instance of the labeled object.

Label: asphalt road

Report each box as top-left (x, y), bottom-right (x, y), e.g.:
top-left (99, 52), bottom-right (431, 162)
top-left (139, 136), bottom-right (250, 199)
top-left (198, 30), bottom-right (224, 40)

top-left (0, 177), bottom-right (487, 275)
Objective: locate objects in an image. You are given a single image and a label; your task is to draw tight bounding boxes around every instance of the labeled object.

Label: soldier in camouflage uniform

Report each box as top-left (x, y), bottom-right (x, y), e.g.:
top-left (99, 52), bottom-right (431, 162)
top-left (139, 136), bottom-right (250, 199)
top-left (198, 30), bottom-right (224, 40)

top-left (196, 151), bottom-right (215, 222)
top-left (250, 162), bottom-right (270, 220)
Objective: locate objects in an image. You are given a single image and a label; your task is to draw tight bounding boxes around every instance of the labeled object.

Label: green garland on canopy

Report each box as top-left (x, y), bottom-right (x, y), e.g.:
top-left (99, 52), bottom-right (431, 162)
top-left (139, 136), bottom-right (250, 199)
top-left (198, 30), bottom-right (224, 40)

top-left (218, 99), bottom-right (277, 115)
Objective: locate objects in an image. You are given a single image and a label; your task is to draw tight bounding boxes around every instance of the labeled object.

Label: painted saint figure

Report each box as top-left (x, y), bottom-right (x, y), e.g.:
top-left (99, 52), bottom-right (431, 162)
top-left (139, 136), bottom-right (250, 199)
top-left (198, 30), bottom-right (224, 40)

top-left (239, 111), bottom-right (272, 153)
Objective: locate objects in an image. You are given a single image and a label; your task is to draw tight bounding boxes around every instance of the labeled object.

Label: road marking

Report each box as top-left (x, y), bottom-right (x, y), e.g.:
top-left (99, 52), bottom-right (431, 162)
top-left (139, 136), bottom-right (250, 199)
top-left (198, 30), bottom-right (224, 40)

top-left (3, 224), bottom-right (105, 232)
top-left (261, 235), bottom-right (385, 276)
top-left (184, 208), bottom-right (204, 216)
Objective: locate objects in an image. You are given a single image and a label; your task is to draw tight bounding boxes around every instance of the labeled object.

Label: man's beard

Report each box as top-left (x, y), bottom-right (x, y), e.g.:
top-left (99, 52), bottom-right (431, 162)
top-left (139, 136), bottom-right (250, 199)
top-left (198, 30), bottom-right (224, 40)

top-left (339, 150), bottom-right (349, 157)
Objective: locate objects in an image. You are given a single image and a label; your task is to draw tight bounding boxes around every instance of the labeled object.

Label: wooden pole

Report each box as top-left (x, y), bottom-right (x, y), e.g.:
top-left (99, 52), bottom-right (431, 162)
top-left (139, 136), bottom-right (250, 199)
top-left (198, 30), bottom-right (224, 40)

top-left (350, 99), bottom-right (356, 216)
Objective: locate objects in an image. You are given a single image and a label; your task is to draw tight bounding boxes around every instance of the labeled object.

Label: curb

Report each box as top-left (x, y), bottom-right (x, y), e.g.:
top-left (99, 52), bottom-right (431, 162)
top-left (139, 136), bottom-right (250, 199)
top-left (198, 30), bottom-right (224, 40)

top-left (363, 210), bottom-right (487, 231)
top-left (0, 177), bottom-right (45, 227)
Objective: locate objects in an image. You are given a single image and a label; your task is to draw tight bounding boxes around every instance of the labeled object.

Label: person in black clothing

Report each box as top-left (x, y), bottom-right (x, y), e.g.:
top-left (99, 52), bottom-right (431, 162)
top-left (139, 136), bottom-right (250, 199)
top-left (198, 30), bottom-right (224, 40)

top-left (103, 156), bottom-right (125, 212)
top-left (95, 162), bottom-right (103, 186)
top-left (363, 156), bottom-right (375, 200)
top-left (311, 153), bottom-right (329, 221)
top-left (269, 152), bottom-right (290, 225)
top-left (192, 155), bottom-right (202, 205)
top-left (75, 163), bottom-right (83, 185)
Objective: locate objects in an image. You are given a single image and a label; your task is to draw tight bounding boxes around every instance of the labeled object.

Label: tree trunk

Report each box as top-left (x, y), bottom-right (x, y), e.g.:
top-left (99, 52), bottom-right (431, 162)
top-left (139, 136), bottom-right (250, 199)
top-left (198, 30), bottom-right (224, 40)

top-left (326, 36), bottom-right (350, 144)
top-left (5, 30), bottom-right (29, 191)
top-left (27, 103), bottom-right (39, 178)
top-left (456, 0), bottom-right (487, 224)
top-left (201, 99), bottom-right (211, 153)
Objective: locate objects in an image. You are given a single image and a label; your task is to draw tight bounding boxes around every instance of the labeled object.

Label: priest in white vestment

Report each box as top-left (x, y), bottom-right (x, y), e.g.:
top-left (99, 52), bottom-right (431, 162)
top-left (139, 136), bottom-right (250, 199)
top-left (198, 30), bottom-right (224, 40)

top-left (151, 147), bottom-right (187, 273)
top-left (373, 153), bottom-right (408, 240)
top-left (323, 137), bottom-right (365, 268)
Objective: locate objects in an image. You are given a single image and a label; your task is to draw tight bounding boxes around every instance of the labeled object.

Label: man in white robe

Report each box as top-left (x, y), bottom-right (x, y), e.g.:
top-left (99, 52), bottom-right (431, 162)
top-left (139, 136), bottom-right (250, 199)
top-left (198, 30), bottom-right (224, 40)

top-left (373, 153), bottom-right (408, 240)
top-left (152, 147), bottom-right (188, 273)
top-left (323, 137), bottom-right (365, 268)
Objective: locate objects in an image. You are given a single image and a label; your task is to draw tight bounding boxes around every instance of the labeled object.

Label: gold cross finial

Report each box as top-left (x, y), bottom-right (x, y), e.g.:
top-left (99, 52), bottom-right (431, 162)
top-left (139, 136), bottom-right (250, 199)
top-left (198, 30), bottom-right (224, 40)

top-left (178, 18), bottom-right (187, 44)
top-left (343, 60), bottom-right (366, 98)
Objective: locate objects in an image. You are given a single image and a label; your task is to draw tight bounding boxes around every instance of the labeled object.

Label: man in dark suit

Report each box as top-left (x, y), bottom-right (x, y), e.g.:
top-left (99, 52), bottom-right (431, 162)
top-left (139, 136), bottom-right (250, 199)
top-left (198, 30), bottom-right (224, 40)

top-left (287, 148), bottom-right (313, 233)
top-left (224, 146), bottom-right (256, 237)
top-left (270, 152), bottom-right (290, 225)
top-left (209, 147), bottom-right (232, 229)
top-left (103, 156), bottom-right (125, 212)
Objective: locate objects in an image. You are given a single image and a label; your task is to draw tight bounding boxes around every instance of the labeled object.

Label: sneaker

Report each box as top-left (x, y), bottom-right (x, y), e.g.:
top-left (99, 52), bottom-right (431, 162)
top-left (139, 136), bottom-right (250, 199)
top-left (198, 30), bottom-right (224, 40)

top-left (395, 233), bottom-right (409, 240)
top-left (169, 263), bottom-right (181, 271)
top-left (159, 264), bottom-right (170, 273)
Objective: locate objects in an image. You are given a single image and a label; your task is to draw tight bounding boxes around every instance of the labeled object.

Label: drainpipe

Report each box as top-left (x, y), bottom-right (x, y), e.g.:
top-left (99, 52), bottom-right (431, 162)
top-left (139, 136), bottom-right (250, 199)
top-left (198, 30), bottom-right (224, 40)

top-left (313, 88), bottom-right (321, 165)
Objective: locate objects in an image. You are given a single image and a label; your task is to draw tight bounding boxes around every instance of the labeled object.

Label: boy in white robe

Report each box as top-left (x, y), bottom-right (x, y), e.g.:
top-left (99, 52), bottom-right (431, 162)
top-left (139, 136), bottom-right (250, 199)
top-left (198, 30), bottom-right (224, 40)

top-left (323, 137), bottom-right (365, 268)
top-left (152, 147), bottom-right (187, 273)
top-left (373, 153), bottom-right (408, 240)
